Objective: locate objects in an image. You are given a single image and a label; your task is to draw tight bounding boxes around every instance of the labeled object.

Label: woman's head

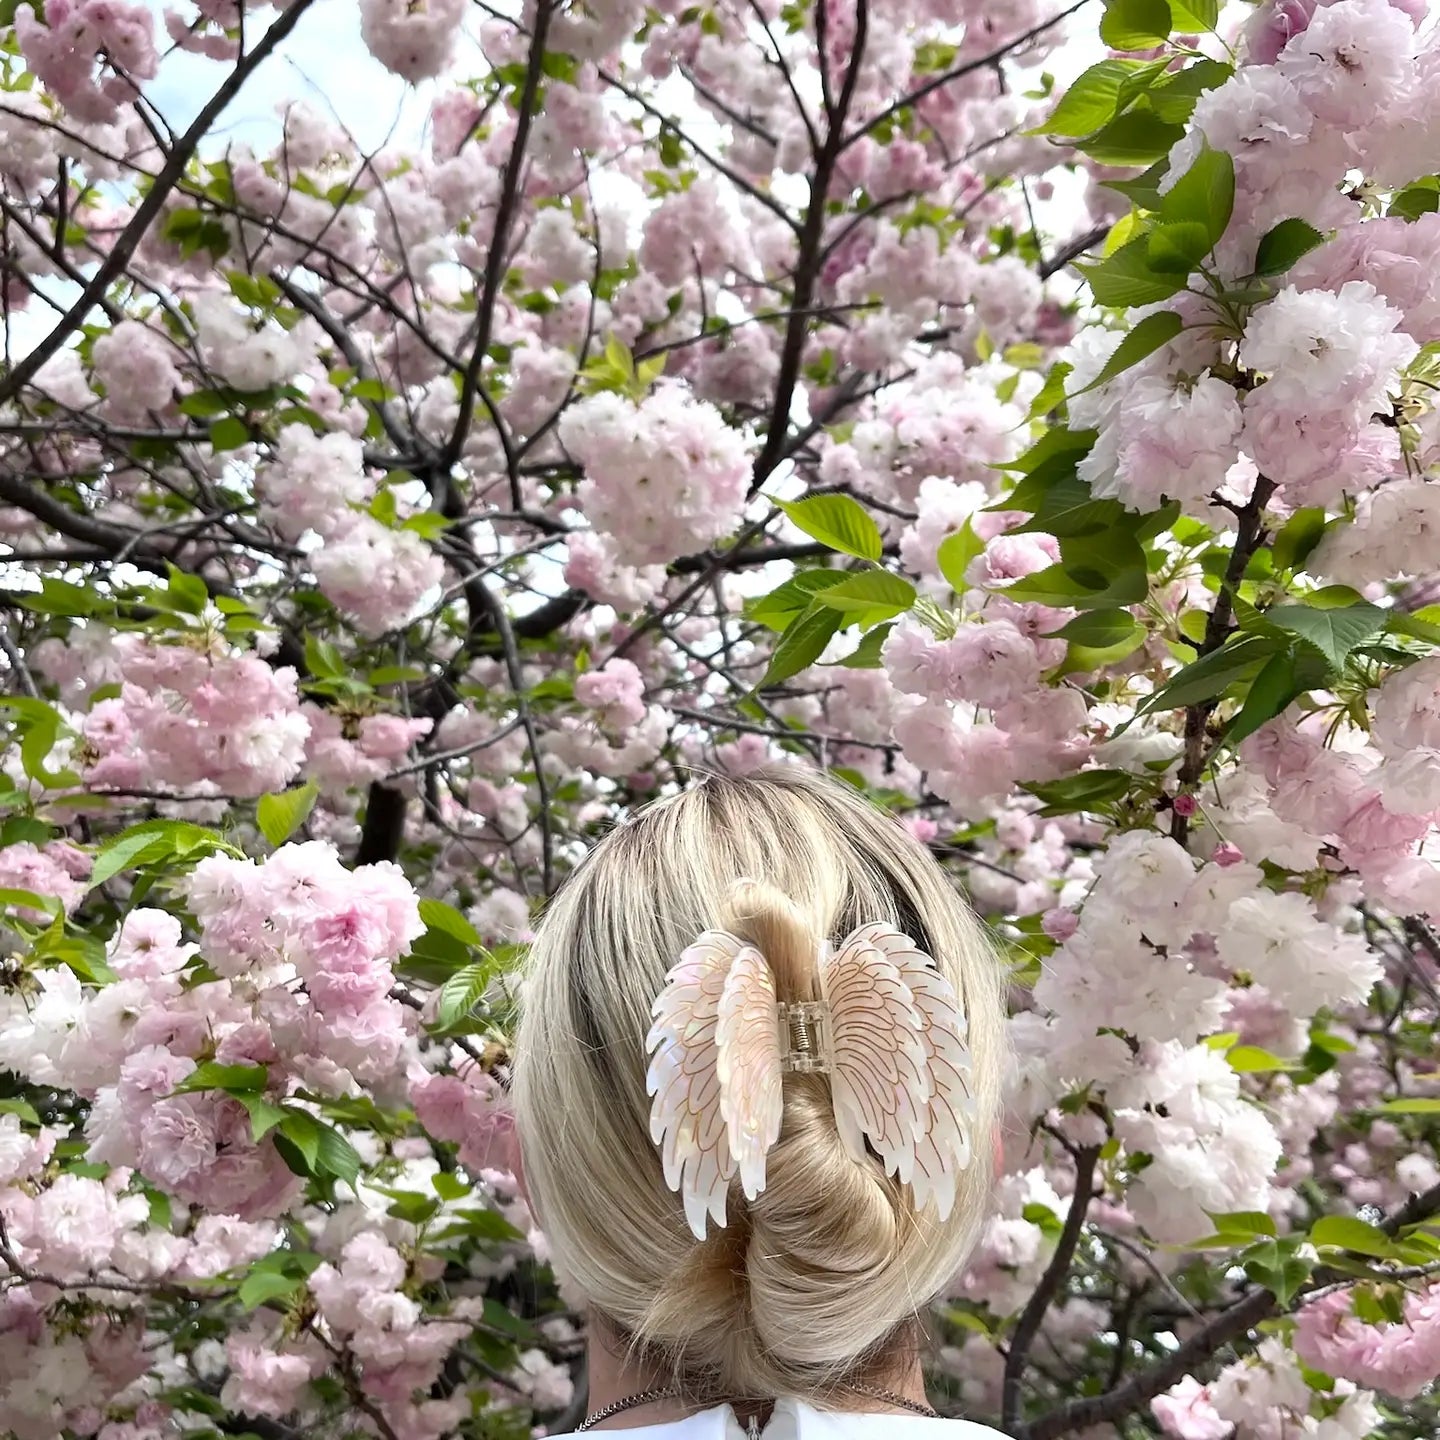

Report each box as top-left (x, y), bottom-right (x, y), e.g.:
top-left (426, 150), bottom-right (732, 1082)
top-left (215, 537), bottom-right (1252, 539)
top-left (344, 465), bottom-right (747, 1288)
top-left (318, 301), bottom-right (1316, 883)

top-left (511, 766), bottom-right (1005, 1400)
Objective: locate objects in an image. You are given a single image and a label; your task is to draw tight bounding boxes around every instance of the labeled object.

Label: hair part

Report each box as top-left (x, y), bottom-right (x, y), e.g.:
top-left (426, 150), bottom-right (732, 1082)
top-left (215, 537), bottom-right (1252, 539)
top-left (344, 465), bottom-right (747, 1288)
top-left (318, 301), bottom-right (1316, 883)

top-left (510, 766), bottom-right (1006, 1402)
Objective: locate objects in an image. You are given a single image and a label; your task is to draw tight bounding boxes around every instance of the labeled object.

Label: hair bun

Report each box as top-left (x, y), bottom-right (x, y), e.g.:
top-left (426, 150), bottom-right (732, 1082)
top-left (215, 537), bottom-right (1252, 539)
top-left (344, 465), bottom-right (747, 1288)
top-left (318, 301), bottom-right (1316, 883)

top-left (718, 877), bottom-right (817, 1003)
top-left (513, 766), bottom-right (1004, 1402)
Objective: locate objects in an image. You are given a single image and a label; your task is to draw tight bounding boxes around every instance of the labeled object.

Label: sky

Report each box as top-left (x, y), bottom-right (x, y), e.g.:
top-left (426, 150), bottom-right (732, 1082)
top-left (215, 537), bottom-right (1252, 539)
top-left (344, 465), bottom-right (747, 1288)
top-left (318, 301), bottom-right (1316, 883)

top-left (142, 0), bottom-right (433, 151)
top-left (6, 0), bottom-right (1123, 358)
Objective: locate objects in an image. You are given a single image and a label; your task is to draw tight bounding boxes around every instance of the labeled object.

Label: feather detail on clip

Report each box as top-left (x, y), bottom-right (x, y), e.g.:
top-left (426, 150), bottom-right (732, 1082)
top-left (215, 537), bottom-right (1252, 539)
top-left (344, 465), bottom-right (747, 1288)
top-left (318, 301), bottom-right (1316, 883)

top-left (840, 923), bottom-right (977, 1220)
top-left (646, 922), bottom-right (974, 1238)
top-left (646, 931), bottom-right (781, 1239)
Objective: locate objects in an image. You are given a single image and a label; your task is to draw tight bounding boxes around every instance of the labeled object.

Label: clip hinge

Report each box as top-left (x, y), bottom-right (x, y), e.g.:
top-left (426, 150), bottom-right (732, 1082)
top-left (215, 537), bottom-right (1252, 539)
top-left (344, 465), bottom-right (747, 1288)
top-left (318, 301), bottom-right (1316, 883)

top-left (778, 1000), bottom-right (831, 1074)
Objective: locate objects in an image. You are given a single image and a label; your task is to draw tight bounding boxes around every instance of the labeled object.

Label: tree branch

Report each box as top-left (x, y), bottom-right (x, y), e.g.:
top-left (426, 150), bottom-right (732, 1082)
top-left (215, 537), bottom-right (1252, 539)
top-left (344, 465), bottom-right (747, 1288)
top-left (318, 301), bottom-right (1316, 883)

top-left (1021, 1179), bottom-right (1440, 1440)
top-left (0, 0), bottom-right (318, 405)
top-left (1002, 1146), bottom-right (1100, 1432)
top-left (1171, 475), bottom-right (1276, 843)
top-left (749, 0), bottom-right (868, 494)
top-left (441, 0), bottom-right (556, 475)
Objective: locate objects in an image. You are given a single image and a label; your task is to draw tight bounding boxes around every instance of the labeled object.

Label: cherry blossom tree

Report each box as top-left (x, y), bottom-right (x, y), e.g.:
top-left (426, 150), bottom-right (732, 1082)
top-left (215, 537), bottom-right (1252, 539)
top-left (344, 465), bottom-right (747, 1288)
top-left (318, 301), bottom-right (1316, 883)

top-left (4, 0), bottom-right (1440, 1437)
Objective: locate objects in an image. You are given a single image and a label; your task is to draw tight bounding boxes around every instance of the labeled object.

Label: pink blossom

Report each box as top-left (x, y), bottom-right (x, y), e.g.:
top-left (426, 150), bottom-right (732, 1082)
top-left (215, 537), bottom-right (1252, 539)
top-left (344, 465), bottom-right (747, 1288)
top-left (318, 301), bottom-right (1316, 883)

top-left (82, 637), bottom-right (311, 799)
top-left (0, 842), bottom-right (90, 916)
top-left (574, 658), bottom-right (648, 730)
top-left (1153, 1376), bottom-right (1230, 1440)
top-left (1239, 283), bottom-right (1418, 422)
top-left (560, 386), bottom-right (751, 567)
top-left (563, 531), bottom-right (666, 609)
top-left (1294, 1283), bottom-right (1440, 1399)
top-left (1243, 0), bottom-right (1318, 66)
top-left (108, 910), bottom-right (195, 980)
top-left (359, 0), bottom-right (466, 80)
top-left (256, 428), bottom-right (374, 541)
top-left (310, 513), bottom-right (445, 637)
top-left (221, 1325), bottom-right (323, 1418)
top-left (1275, 0), bottom-right (1417, 129)
top-left (91, 322), bottom-right (178, 421)
top-left (357, 713), bottom-right (433, 760)
top-left (17, 0), bottom-right (159, 123)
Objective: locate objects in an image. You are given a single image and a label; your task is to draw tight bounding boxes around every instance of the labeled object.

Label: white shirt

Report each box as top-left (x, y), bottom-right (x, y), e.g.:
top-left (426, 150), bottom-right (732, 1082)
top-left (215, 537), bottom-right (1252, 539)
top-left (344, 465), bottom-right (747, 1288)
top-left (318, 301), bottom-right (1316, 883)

top-left (551, 1399), bottom-right (1009, 1440)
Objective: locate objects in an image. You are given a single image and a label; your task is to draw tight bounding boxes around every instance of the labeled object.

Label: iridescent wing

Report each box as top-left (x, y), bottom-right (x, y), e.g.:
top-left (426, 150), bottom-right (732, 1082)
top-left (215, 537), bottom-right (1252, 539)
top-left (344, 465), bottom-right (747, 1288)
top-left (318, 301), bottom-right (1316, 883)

top-left (854, 922), bottom-right (977, 1219)
top-left (646, 930), bottom-right (744, 1239)
top-left (820, 927), bottom-right (929, 1182)
top-left (716, 945), bottom-right (783, 1202)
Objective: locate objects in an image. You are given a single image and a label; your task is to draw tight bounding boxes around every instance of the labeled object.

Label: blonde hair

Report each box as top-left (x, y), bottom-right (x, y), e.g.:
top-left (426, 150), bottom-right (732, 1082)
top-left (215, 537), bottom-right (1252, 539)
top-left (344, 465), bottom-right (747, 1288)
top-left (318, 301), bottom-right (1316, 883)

top-left (511, 766), bottom-right (1005, 1401)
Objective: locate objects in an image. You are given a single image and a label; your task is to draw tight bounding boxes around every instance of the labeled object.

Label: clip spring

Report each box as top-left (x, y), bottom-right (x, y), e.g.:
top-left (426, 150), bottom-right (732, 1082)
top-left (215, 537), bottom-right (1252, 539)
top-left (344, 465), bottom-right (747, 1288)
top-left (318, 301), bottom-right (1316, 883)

top-left (778, 1000), bottom-right (831, 1074)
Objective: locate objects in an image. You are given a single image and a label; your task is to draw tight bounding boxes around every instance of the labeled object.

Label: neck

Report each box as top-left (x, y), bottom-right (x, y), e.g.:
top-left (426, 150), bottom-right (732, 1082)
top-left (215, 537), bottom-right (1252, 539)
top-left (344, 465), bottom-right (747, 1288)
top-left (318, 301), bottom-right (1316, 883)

top-left (582, 1322), bottom-right (931, 1429)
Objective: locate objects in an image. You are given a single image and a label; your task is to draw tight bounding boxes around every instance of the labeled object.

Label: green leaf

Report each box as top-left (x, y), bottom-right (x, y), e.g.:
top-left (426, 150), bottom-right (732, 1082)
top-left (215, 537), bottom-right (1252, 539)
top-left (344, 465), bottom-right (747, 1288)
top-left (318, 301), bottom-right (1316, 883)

top-left (304, 633), bottom-right (346, 679)
top-left (1022, 1201), bottom-right (1064, 1238)
top-left (1013, 482), bottom-right (1127, 540)
top-left (1270, 508), bottom-right (1327, 571)
top-left (937, 520), bottom-right (984, 592)
top-left (404, 510), bottom-right (450, 541)
top-left (745, 571), bottom-right (850, 631)
top-left (384, 1189), bottom-right (440, 1224)
top-left (1168, 0), bottom-right (1217, 28)
top-left (1040, 59), bottom-right (1164, 137)
top-left (0, 817), bottom-right (53, 848)
top-left (0, 887), bottom-right (62, 919)
top-left (436, 961), bottom-right (493, 1031)
top-left (833, 623), bottom-right (893, 669)
top-left (241, 1093), bottom-right (289, 1142)
top-left (1080, 110), bottom-right (1186, 167)
top-left (208, 417), bottom-right (250, 453)
top-left (0, 1098), bottom-right (41, 1125)
top-left (759, 605), bottom-right (842, 689)
top-left (1262, 602), bottom-right (1387, 673)
top-left (1375, 1097), bottom-right (1440, 1114)
top-left (1021, 769), bottom-right (1133, 815)
top-left (1104, 160), bottom-right (1171, 211)
top-left (1026, 361), bottom-right (1074, 422)
top-left (174, 1061), bottom-right (269, 1095)
top-left (1133, 632), bottom-right (1279, 719)
top-left (432, 1170), bottom-right (470, 1201)
top-left (417, 898), bottom-right (486, 949)
top-left (0, 697), bottom-right (78, 789)
top-left (1390, 607), bottom-right (1440, 646)
top-left (1078, 237), bottom-right (1186, 307)
top-left (87, 827), bottom-right (179, 889)
top-left (314, 1122), bottom-right (362, 1187)
top-left (11, 577), bottom-right (96, 618)
top-left (256, 780), bottom-right (319, 848)
top-left (998, 425), bottom-right (1098, 475)
top-left (1223, 649), bottom-right (1308, 746)
top-left (1242, 1237), bottom-right (1314, 1306)
top-left (1147, 220), bottom-right (1214, 274)
top-left (237, 1268), bottom-right (305, 1310)
top-left (163, 564), bottom-right (209, 615)
top-left (775, 495), bottom-right (883, 561)
top-left (808, 570), bottom-right (917, 616)
top-left (1045, 609), bottom-right (1142, 649)
top-left (277, 1109), bottom-right (322, 1171)
top-left (1072, 311), bottom-right (1183, 395)
top-left (400, 926), bottom-right (473, 986)
top-left (1100, 0), bottom-right (1172, 49)
top-left (1310, 1216), bottom-right (1396, 1259)
top-left (1158, 143), bottom-right (1234, 249)
top-left (1004, 533), bottom-right (1150, 611)
top-left (1227, 1045), bottom-right (1301, 1073)
top-left (1145, 58), bottom-right (1232, 122)
top-left (1209, 1210), bottom-right (1277, 1239)
top-left (1391, 177), bottom-right (1440, 222)
top-left (1254, 218), bottom-right (1326, 278)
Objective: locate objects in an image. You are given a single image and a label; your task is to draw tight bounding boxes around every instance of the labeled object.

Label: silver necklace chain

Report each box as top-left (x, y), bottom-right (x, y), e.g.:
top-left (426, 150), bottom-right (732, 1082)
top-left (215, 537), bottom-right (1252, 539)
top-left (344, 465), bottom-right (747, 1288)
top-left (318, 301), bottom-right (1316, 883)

top-left (574, 1384), bottom-right (938, 1432)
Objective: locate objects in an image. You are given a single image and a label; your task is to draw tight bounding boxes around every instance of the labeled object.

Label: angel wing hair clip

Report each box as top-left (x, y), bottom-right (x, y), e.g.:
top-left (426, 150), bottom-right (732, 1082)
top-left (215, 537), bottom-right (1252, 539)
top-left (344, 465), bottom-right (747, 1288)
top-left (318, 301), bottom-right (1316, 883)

top-left (645, 920), bottom-right (977, 1240)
